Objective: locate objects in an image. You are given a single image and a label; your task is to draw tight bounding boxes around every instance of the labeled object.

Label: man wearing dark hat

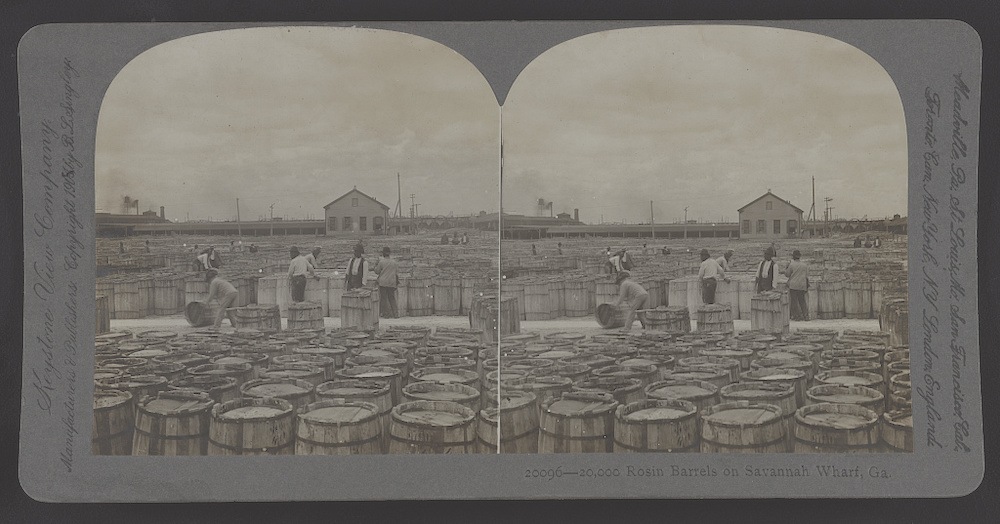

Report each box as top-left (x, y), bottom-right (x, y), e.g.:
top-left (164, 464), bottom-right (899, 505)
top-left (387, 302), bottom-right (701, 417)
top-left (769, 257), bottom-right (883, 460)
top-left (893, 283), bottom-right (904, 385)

top-left (755, 247), bottom-right (777, 293)
top-left (698, 249), bottom-right (725, 304)
top-left (784, 249), bottom-right (810, 321)
top-left (287, 246), bottom-right (316, 302)
top-left (612, 270), bottom-right (648, 331)
top-left (373, 247), bottom-right (400, 318)
top-left (205, 269), bottom-right (238, 329)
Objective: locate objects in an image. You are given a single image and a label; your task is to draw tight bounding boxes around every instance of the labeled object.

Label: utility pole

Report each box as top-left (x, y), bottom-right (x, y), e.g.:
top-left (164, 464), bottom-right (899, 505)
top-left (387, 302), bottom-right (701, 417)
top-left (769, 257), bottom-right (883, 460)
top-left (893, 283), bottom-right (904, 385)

top-left (683, 206), bottom-right (689, 239)
top-left (823, 197), bottom-right (833, 238)
top-left (269, 203), bottom-right (275, 237)
top-left (236, 198), bottom-right (242, 243)
top-left (650, 201), bottom-right (655, 239)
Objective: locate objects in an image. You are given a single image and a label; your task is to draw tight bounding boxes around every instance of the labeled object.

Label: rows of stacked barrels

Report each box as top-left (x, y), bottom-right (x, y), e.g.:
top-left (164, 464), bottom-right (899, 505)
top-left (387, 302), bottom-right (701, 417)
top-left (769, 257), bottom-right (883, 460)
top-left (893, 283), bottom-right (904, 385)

top-left (500, 241), bottom-right (907, 324)
top-left (93, 325), bottom-right (521, 455)
top-left (491, 327), bottom-right (911, 454)
top-left (96, 238), bottom-right (499, 334)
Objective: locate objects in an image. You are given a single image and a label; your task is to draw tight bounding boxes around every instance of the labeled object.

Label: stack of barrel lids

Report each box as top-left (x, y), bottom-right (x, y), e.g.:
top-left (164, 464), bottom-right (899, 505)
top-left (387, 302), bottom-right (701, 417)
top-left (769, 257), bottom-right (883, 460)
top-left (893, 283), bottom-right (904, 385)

top-left (489, 326), bottom-right (911, 454)
top-left (94, 325), bottom-right (517, 455)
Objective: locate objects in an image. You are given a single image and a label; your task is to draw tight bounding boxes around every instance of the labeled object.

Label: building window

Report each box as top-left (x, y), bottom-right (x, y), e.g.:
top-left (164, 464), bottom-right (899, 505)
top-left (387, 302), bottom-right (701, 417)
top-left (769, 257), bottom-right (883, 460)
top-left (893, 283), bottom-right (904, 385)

top-left (766, 201), bottom-right (773, 210)
top-left (773, 220), bottom-right (781, 234)
top-left (373, 216), bottom-right (384, 232)
top-left (328, 217), bottom-right (337, 231)
top-left (352, 198), bottom-right (358, 207)
top-left (742, 220), bottom-right (750, 234)
top-left (343, 216), bottom-right (352, 231)
top-left (757, 220), bottom-right (766, 234)
top-left (359, 217), bottom-right (367, 231)
top-left (788, 220), bottom-right (797, 236)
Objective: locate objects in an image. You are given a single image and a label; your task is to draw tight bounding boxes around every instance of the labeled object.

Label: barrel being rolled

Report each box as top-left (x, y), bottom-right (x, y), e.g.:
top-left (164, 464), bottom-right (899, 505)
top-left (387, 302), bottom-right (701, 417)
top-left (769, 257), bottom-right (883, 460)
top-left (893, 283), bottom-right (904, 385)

top-left (184, 301), bottom-right (217, 327)
top-left (295, 399), bottom-right (383, 455)
top-left (595, 303), bottom-right (625, 329)
top-left (207, 397), bottom-right (295, 456)
top-left (132, 391), bottom-right (214, 456)
top-left (388, 400), bottom-right (477, 454)
top-left (613, 399), bottom-right (699, 453)
top-left (538, 392), bottom-right (618, 454)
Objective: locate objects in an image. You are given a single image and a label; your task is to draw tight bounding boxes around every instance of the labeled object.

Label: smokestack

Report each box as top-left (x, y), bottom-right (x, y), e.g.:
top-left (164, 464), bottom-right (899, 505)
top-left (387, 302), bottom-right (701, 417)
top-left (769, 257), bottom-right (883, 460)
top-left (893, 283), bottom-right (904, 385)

top-left (135, 199), bottom-right (139, 215)
top-left (160, 206), bottom-right (165, 220)
top-left (574, 208), bottom-right (579, 222)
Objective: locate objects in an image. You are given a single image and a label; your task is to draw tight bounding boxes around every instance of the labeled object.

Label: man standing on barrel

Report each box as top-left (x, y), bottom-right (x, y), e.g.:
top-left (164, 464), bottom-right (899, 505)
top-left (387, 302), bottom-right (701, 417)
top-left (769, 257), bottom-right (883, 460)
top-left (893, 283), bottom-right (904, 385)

top-left (784, 249), bottom-right (810, 321)
top-left (612, 270), bottom-right (648, 331)
top-left (205, 269), bottom-right (238, 329)
top-left (344, 243), bottom-right (369, 291)
top-left (288, 246), bottom-right (316, 303)
top-left (698, 249), bottom-right (726, 304)
top-left (373, 247), bottom-right (400, 318)
top-left (755, 246), bottom-right (777, 293)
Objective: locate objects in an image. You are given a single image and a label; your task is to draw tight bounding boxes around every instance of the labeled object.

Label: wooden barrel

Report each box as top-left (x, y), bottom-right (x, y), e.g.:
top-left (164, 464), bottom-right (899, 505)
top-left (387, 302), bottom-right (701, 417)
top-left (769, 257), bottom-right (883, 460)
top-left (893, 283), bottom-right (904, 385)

top-left (793, 403), bottom-right (882, 453)
top-left (720, 382), bottom-right (797, 452)
top-left (302, 275), bottom-right (329, 316)
top-left (286, 301), bottom-right (324, 331)
top-left (96, 295), bottom-right (111, 334)
top-left (595, 303), bottom-right (625, 329)
top-left (715, 279), bottom-right (741, 319)
top-left (92, 389), bottom-right (134, 455)
top-left (563, 279), bottom-right (591, 317)
top-left (573, 376), bottom-right (645, 407)
top-left (295, 399), bottom-right (383, 455)
top-left (815, 370), bottom-right (886, 397)
top-left (592, 363), bottom-right (659, 388)
top-left (240, 378), bottom-right (316, 412)
top-left (522, 281), bottom-right (553, 321)
top-left (207, 398), bottom-right (295, 455)
top-left (882, 409), bottom-right (913, 452)
top-left (750, 291), bottom-right (789, 334)
top-left (477, 391), bottom-right (539, 454)
top-left (168, 375), bottom-right (239, 404)
top-left (700, 401), bottom-right (787, 453)
top-left (844, 280), bottom-right (873, 319)
top-left (403, 382), bottom-right (480, 411)
top-left (112, 280), bottom-right (141, 320)
top-left (664, 368), bottom-right (731, 390)
top-left (461, 276), bottom-right (490, 316)
top-left (678, 356), bottom-right (741, 385)
top-left (184, 301), bottom-right (216, 327)
top-left (272, 354), bottom-right (336, 381)
top-left (613, 399), bottom-right (699, 453)
top-left (260, 364), bottom-right (326, 388)
top-left (154, 351), bottom-right (211, 370)
top-left (889, 372), bottom-right (911, 399)
top-left (388, 400), bottom-right (477, 454)
top-left (617, 355), bottom-right (675, 381)
top-left (816, 280), bottom-right (845, 319)
top-left (96, 375), bottom-right (169, 415)
top-left (410, 366), bottom-right (479, 390)
top-left (316, 379), bottom-right (393, 452)
top-left (335, 366), bottom-right (403, 405)
top-left (184, 279), bottom-right (210, 306)
top-left (643, 306), bottom-right (690, 333)
top-left (645, 379), bottom-right (719, 413)
top-left (125, 362), bottom-right (187, 383)
top-left (406, 276), bottom-right (435, 317)
top-left (341, 289), bottom-right (379, 331)
top-left (234, 304), bottom-right (281, 332)
top-left (696, 304), bottom-right (734, 334)
top-left (807, 384), bottom-right (884, 415)
top-left (132, 391), bottom-right (214, 456)
top-left (737, 279), bottom-right (756, 320)
top-left (327, 278), bottom-right (344, 318)
top-left (188, 362), bottom-right (254, 388)
top-left (538, 392), bottom-right (618, 453)
top-left (699, 348), bottom-right (754, 372)
top-left (433, 277), bottom-right (463, 316)
top-left (96, 281), bottom-right (117, 319)
top-left (741, 367), bottom-right (808, 408)
top-left (294, 345), bottom-right (348, 368)
top-left (751, 358), bottom-right (814, 383)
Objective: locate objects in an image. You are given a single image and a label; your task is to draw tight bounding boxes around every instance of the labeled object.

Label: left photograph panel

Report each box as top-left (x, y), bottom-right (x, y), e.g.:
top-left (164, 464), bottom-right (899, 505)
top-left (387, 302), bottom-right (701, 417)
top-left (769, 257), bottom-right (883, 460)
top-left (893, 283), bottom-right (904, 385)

top-left (91, 27), bottom-right (502, 456)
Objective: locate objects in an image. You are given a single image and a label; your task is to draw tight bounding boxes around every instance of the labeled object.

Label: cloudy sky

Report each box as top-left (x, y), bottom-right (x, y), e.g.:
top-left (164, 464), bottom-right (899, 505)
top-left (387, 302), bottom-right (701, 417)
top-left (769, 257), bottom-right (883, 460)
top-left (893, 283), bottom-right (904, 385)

top-left (502, 25), bottom-right (908, 224)
top-left (96, 27), bottom-right (499, 221)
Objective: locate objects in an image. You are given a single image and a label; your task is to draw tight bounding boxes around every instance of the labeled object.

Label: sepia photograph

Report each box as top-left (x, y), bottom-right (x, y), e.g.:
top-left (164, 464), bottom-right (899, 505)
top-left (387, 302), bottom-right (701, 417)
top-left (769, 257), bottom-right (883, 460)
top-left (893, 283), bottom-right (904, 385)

top-left (496, 25), bottom-right (910, 455)
top-left (91, 26), bottom-right (503, 457)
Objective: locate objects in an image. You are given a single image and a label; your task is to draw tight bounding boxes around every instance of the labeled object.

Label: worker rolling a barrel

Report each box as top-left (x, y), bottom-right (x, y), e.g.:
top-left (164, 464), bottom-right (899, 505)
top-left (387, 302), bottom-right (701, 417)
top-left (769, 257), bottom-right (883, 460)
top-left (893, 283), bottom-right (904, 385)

top-left (288, 246), bottom-right (317, 302)
top-left (755, 246), bottom-right (777, 293)
top-left (612, 270), bottom-right (648, 331)
top-left (784, 249), bottom-right (810, 321)
top-left (205, 269), bottom-right (238, 329)
top-left (698, 248), bottom-right (726, 304)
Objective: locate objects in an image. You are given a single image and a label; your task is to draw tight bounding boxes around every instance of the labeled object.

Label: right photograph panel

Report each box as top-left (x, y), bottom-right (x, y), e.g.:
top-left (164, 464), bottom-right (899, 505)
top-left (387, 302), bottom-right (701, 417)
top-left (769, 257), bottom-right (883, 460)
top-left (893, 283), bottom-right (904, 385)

top-left (498, 25), bottom-right (910, 455)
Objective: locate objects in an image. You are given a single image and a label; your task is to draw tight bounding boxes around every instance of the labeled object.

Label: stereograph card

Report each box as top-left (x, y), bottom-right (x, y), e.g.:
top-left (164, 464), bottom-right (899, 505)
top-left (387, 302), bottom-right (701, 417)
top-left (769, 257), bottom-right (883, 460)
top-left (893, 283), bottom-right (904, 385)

top-left (18, 20), bottom-right (982, 501)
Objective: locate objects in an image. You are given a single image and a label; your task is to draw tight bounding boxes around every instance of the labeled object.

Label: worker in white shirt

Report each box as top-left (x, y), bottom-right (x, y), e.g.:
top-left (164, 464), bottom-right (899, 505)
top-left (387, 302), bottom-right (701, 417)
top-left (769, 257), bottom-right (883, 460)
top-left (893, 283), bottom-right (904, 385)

top-left (305, 246), bottom-right (321, 268)
top-left (612, 271), bottom-right (649, 331)
top-left (287, 246), bottom-right (317, 302)
top-left (698, 249), bottom-right (727, 304)
top-left (205, 269), bottom-right (238, 328)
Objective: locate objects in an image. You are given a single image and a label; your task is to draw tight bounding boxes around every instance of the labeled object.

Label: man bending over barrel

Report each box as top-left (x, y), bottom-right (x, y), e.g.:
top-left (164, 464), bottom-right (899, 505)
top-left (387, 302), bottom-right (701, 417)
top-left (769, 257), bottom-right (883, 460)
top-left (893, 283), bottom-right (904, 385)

top-left (613, 271), bottom-right (648, 331)
top-left (205, 269), bottom-right (238, 329)
top-left (698, 249), bottom-right (726, 304)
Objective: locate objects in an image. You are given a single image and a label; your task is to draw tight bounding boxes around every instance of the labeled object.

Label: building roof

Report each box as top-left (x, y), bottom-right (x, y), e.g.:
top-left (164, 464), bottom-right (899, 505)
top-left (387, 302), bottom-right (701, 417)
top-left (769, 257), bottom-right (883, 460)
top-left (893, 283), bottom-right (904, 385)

top-left (323, 187), bottom-right (389, 210)
top-left (737, 191), bottom-right (804, 214)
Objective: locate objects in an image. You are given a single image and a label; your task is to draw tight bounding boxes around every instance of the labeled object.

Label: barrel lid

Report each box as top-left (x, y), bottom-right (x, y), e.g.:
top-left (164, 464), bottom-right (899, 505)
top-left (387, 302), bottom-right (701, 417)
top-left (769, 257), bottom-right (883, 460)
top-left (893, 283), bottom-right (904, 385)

top-left (214, 398), bottom-right (292, 420)
top-left (646, 381), bottom-right (716, 400)
top-left (300, 400), bottom-right (379, 424)
top-left (795, 403), bottom-right (877, 429)
top-left (141, 391), bottom-right (213, 415)
top-left (545, 393), bottom-right (617, 416)
top-left (94, 389), bottom-right (132, 409)
top-left (392, 400), bottom-right (475, 427)
top-left (807, 384), bottom-right (883, 404)
top-left (703, 402), bottom-right (781, 426)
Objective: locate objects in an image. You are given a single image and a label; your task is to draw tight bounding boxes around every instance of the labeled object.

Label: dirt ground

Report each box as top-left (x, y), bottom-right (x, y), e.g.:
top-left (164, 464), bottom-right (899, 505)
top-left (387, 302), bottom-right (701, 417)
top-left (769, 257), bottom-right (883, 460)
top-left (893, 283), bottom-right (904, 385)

top-left (110, 314), bottom-right (474, 336)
